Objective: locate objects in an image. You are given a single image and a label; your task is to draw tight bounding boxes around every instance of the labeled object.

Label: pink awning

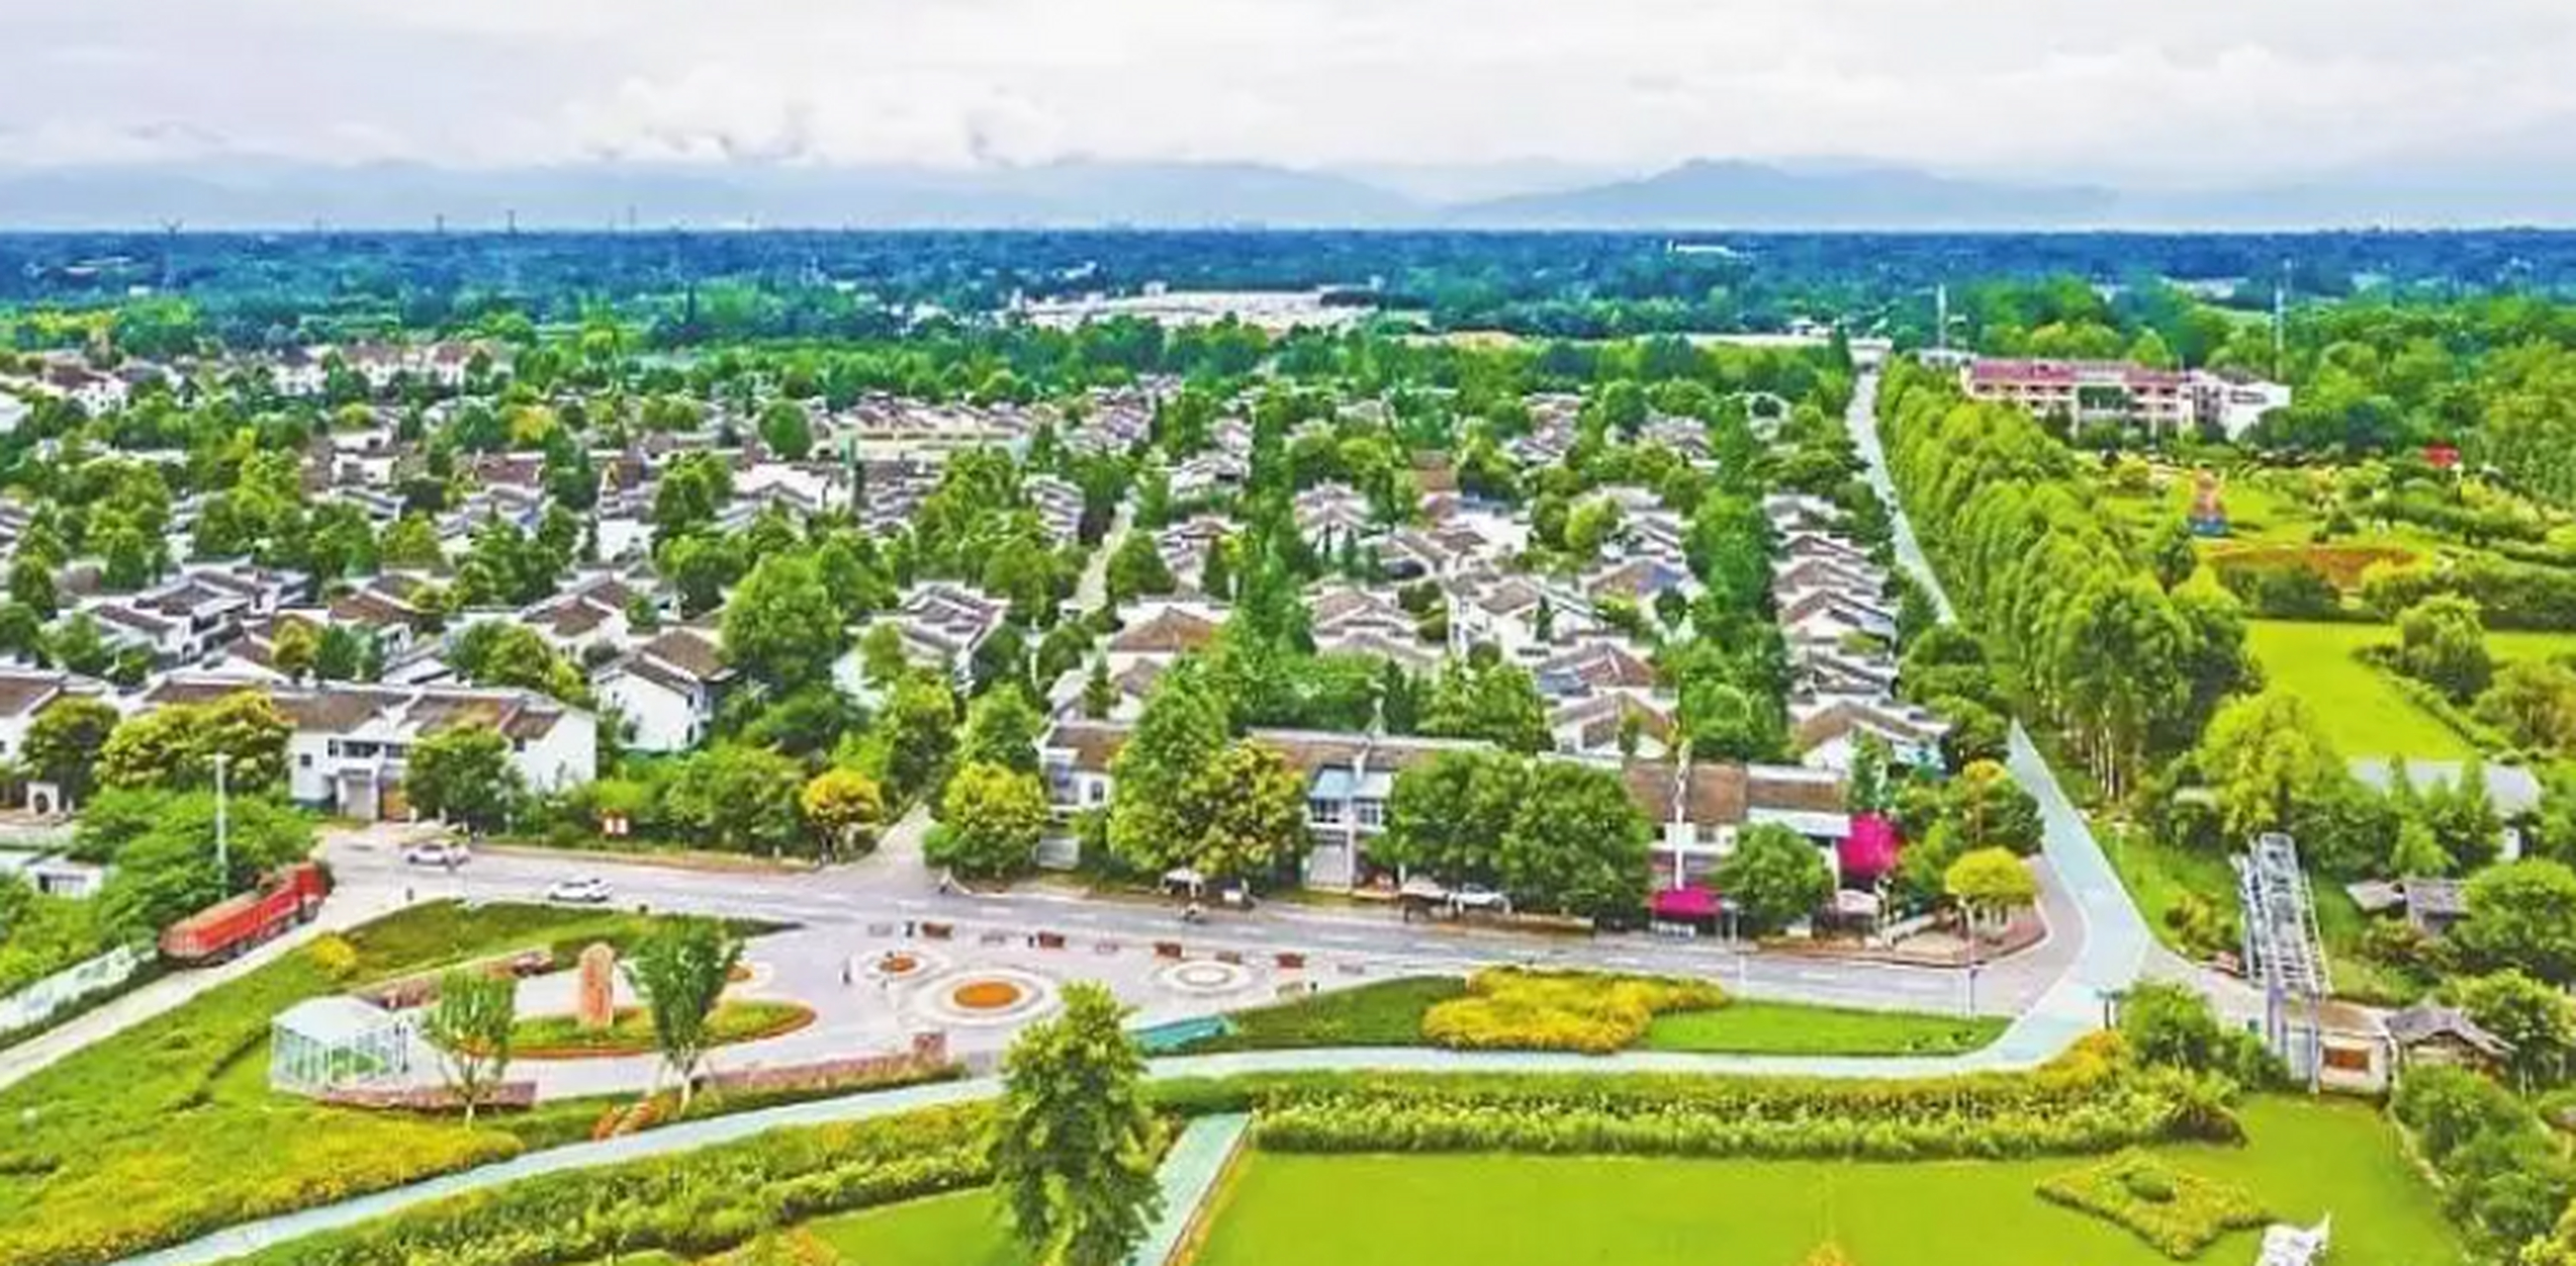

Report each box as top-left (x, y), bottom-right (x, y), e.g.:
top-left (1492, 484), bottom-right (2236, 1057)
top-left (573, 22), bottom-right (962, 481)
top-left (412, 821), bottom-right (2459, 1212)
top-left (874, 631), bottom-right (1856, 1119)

top-left (1652, 885), bottom-right (1720, 920)
top-left (1839, 814), bottom-right (1901, 881)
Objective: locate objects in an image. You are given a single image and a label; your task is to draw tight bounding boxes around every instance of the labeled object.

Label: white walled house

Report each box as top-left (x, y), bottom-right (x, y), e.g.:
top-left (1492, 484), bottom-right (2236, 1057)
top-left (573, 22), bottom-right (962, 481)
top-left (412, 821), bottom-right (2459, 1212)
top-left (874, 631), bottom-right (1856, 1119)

top-left (137, 677), bottom-right (597, 821)
top-left (595, 628), bottom-right (732, 754)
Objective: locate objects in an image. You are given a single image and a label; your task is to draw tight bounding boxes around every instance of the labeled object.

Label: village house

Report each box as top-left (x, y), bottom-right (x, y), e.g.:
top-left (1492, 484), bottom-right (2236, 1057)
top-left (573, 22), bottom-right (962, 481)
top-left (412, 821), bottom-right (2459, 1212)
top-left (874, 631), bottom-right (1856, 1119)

top-left (135, 676), bottom-right (597, 821)
top-left (594, 626), bottom-right (732, 754)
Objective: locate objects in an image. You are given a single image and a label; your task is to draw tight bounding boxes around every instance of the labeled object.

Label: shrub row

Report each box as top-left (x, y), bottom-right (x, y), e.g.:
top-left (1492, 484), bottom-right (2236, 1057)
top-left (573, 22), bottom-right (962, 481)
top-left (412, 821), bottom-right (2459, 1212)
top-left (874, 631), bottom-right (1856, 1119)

top-left (1421, 968), bottom-right (1725, 1055)
top-left (234, 1104), bottom-right (995, 1266)
top-left (2035, 1150), bottom-right (2269, 1259)
top-left (1236, 1037), bottom-right (2240, 1161)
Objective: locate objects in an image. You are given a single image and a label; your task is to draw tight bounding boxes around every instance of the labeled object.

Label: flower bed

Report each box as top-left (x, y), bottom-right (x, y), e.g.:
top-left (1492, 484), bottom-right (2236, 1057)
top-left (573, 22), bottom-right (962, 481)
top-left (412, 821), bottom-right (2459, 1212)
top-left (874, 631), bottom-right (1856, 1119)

top-left (510, 1000), bottom-right (815, 1060)
top-left (1421, 968), bottom-right (1725, 1055)
top-left (950, 980), bottom-right (1025, 1012)
top-left (2035, 1151), bottom-right (2268, 1259)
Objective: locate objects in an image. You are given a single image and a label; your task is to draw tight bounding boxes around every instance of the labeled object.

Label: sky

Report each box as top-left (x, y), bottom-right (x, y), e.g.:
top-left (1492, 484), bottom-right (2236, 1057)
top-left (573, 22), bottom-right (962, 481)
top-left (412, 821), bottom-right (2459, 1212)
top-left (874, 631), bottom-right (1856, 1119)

top-left (11, 0), bottom-right (2576, 186)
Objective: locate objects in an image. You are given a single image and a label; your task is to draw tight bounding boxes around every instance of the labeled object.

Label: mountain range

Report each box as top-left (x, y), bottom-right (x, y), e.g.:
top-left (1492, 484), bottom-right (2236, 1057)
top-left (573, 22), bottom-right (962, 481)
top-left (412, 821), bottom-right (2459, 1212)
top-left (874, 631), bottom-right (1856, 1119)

top-left (10, 155), bottom-right (2576, 230)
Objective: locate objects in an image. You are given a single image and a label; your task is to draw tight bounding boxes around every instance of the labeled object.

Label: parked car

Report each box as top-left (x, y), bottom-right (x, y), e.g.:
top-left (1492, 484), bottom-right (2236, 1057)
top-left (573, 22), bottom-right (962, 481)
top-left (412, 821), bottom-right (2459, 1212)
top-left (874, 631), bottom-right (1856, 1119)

top-left (545, 875), bottom-right (613, 905)
top-left (404, 841), bottom-right (469, 867)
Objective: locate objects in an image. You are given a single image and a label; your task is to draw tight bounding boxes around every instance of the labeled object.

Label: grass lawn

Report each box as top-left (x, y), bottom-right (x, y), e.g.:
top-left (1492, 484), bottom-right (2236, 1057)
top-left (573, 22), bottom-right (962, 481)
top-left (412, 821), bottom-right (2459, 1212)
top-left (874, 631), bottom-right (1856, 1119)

top-left (2247, 619), bottom-right (2576, 759)
top-left (1641, 1000), bottom-right (2005, 1056)
top-left (1180, 977), bottom-right (2002, 1057)
top-left (1176, 977), bottom-right (1469, 1052)
top-left (0, 901), bottom-right (773, 1266)
top-left (2246, 621), bottom-right (2476, 758)
top-left (817, 1098), bottom-right (2455, 1266)
top-left (810, 1190), bottom-right (1026, 1266)
top-left (1186, 1096), bottom-right (2455, 1266)
top-left (512, 999), bottom-right (815, 1059)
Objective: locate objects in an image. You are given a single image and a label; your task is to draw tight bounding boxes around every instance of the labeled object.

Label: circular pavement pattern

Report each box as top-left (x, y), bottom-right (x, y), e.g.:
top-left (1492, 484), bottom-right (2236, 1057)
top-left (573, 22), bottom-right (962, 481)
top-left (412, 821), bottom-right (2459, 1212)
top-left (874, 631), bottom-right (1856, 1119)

top-left (912, 967), bottom-right (1060, 1027)
top-left (1155, 957), bottom-right (1260, 997)
top-left (863, 948), bottom-right (948, 983)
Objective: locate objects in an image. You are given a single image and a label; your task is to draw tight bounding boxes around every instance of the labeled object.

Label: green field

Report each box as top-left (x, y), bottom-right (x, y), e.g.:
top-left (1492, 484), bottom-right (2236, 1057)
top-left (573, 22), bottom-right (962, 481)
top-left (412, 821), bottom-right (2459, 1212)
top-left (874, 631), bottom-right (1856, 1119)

top-left (1640, 1000), bottom-right (2006, 1055)
top-left (2245, 619), bottom-right (2576, 758)
top-left (822, 1099), bottom-right (2455, 1266)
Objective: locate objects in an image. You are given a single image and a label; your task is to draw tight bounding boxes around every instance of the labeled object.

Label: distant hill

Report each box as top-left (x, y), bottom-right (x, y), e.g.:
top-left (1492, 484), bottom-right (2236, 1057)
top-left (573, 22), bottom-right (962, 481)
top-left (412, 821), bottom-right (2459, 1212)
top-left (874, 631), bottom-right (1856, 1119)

top-left (0, 160), bottom-right (1423, 230)
top-left (13, 153), bottom-right (2576, 229)
top-left (1445, 158), bottom-right (2118, 229)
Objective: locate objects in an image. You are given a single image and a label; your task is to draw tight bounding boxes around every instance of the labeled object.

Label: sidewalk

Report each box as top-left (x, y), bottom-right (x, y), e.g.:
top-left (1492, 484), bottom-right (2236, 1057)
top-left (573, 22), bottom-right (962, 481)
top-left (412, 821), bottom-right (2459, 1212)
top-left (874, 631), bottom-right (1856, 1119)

top-left (1130, 1113), bottom-right (1250, 1266)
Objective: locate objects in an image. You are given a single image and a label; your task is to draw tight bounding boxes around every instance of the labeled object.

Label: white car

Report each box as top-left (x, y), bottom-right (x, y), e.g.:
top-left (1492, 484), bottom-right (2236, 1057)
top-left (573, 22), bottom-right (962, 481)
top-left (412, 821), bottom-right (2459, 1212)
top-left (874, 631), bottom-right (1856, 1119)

top-left (404, 841), bottom-right (469, 867)
top-left (545, 876), bottom-right (613, 905)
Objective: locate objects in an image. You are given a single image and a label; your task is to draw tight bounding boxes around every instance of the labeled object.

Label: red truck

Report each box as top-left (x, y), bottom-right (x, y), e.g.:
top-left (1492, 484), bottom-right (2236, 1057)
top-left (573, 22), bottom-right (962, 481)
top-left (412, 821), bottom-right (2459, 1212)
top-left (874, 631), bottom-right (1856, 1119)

top-left (158, 863), bottom-right (332, 965)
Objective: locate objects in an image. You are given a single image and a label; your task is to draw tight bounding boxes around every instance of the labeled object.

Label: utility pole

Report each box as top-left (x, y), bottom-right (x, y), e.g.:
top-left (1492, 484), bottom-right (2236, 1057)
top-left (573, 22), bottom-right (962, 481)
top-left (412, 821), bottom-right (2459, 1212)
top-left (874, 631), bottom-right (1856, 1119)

top-left (212, 753), bottom-right (231, 885)
top-left (2273, 260), bottom-right (2289, 381)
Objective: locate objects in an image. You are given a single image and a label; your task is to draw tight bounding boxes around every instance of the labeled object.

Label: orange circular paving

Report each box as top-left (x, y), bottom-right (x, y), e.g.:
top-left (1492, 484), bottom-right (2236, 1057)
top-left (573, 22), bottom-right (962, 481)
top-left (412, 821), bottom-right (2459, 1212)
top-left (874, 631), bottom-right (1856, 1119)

top-left (952, 979), bottom-right (1026, 1011)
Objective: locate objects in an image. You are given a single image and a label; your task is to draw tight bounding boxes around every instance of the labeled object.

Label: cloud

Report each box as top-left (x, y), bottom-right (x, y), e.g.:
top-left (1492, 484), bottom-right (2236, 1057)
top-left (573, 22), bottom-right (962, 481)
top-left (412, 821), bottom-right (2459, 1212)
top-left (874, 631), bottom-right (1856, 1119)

top-left (7, 0), bottom-right (2576, 180)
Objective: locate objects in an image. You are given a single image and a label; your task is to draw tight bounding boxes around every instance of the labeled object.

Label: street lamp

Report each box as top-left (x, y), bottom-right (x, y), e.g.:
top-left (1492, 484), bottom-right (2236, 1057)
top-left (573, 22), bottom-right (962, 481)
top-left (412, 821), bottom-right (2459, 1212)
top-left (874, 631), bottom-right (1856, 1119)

top-left (212, 752), bottom-right (230, 886)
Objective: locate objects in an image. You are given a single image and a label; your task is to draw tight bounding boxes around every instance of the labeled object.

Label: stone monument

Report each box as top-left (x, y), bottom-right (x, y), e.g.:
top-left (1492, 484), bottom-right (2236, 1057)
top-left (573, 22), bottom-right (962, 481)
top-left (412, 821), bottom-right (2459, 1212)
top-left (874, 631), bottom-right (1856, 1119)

top-left (577, 943), bottom-right (617, 1032)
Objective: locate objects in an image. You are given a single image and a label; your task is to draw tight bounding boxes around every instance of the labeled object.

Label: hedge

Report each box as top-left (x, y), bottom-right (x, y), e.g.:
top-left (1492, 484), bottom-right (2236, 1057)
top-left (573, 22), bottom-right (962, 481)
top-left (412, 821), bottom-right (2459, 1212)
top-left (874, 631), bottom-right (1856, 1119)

top-left (1240, 1036), bottom-right (2243, 1160)
top-left (233, 1105), bottom-right (995, 1266)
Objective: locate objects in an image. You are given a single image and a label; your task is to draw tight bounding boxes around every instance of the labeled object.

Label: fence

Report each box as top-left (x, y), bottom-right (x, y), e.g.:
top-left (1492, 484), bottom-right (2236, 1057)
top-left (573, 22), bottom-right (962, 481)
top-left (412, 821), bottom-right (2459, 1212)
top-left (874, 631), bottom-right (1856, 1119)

top-left (0, 944), bottom-right (145, 1037)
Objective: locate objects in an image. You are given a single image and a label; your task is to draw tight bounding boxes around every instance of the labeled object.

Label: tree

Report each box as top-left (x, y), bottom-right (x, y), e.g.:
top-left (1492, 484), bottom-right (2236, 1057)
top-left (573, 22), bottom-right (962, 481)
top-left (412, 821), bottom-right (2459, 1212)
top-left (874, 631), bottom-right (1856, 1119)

top-left (799, 768), bottom-right (885, 858)
top-left (1497, 760), bottom-right (1651, 920)
top-left (1712, 824), bottom-right (1830, 935)
top-left (450, 621), bottom-right (589, 703)
top-left (2477, 660), bottom-right (2576, 754)
top-left (664, 743), bottom-right (808, 856)
top-left (2456, 859), bottom-right (2576, 985)
top-left (270, 618), bottom-right (320, 680)
top-left (97, 691), bottom-right (292, 793)
top-left (24, 695), bottom-right (120, 806)
top-left (961, 686), bottom-right (1046, 775)
top-left (990, 982), bottom-right (1162, 1266)
top-left (1183, 743), bottom-right (1310, 887)
top-left (2396, 594), bottom-right (2492, 701)
top-left (623, 917), bottom-right (744, 1111)
top-left (1106, 672), bottom-right (1230, 873)
top-left (421, 968), bottom-right (516, 1124)
top-left (2194, 690), bottom-right (2353, 847)
top-left (1103, 533), bottom-right (1175, 604)
top-left (929, 761), bottom-right (1051, 878)
top-left (1421, 658), bottom-right (1550, 753)
top-left (1378, 749), bottom-right (1524, 887)
top-left (2452, 969), bottom-right (2576, 1088)
top-left (721, 553), bottom-right (848, 693)
top-left (1944, 847), bottom-right (2037, 938)
top-left (866, 671), bottom-right (960, 801)
top-left (2118, 980), bottom-right (2256, 1077)
top-left (406, 724), bottom-right (522, 834)
top-left (757, 399), bottom-right (814, 460)
top-left (1942, 760), bottom-right (2044, 855)
top-left (380, 514), bottom-right (445, 570)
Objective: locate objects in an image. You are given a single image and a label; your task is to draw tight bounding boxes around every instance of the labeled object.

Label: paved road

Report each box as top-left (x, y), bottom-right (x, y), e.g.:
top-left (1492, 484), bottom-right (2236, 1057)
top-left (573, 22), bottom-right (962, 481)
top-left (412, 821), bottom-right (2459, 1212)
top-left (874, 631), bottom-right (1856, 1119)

top-left (331, 840), bottom-right (2050, 1020)
top-left (1846, 367), bottom-right (2151, 1035)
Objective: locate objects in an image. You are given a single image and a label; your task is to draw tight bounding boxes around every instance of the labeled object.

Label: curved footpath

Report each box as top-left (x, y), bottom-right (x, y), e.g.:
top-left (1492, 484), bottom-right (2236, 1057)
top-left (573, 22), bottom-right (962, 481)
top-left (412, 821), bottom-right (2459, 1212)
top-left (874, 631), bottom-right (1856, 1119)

top-left (1846, 366), bottom-right (2153, 1037)
top-left (123, 370), bottom-right (2156, 1266)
